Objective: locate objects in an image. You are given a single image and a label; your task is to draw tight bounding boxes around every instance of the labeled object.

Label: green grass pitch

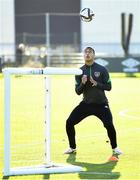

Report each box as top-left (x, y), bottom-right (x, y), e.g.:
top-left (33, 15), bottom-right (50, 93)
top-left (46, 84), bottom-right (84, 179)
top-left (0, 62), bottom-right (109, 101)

top-left (0, 74), bottom-right (140, 179)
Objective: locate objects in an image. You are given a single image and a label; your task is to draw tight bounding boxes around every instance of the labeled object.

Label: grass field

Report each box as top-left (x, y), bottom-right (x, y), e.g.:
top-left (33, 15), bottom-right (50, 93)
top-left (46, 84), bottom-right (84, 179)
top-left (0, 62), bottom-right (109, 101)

top-left (0, 74), bottom-right (140, 179)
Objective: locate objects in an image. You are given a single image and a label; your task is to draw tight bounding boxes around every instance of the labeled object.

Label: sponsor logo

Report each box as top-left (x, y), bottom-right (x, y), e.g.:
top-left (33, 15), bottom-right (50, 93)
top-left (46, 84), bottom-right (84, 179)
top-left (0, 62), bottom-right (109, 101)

top-left (104, 105), bottom-right (109, 109)
top-left (95, 58), bottom-right (109, 67)
top-left (121, 58), bottom-right (140, 72)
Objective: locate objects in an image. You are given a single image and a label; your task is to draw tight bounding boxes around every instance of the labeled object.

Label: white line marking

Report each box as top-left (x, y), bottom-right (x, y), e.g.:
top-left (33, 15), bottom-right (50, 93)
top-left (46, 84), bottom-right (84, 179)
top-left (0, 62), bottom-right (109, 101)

top-left (119, 108), bottom-right (140, 120)
top-left (79, 171), bottom-right (140, 176)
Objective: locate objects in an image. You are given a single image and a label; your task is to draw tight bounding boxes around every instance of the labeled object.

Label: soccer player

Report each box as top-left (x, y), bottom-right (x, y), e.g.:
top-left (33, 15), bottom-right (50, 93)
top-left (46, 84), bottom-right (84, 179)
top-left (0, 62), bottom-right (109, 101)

top-left (64, 47), bottom-right (122, 157)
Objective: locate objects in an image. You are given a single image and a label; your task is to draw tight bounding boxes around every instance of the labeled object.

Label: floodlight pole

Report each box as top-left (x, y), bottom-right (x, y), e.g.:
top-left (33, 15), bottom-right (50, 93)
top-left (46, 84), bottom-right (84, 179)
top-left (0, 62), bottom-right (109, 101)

top-left (46, 13), bottom-right (51, 66)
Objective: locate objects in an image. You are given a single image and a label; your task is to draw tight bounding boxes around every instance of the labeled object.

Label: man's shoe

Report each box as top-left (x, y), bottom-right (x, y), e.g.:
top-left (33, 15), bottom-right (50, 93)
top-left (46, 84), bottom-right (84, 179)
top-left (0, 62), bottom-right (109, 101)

top-left (113, 147), bottom-right (123, 155)
top-left (64, 148), bottom-right (76, 154)
top-left (108, 155), bottom-right (119, 162)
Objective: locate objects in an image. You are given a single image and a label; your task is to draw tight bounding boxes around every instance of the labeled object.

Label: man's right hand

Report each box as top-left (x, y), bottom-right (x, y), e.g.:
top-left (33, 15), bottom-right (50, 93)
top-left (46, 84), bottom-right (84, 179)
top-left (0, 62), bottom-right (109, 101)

top-left (82, 75), bottom-right (87, 84)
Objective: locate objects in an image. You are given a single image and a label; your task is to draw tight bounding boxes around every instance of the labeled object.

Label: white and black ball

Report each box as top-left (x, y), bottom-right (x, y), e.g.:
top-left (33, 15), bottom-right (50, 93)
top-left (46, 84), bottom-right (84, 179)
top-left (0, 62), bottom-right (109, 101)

top-left (80, 8), bottom-right (95, 22)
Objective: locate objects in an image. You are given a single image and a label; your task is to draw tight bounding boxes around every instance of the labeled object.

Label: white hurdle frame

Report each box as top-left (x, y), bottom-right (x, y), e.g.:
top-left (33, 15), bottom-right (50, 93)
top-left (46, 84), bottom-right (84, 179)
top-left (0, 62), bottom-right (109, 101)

top-left (3, 67), bottom-right (82, 176)
top-left (45, 76), bottom-right (51, 164)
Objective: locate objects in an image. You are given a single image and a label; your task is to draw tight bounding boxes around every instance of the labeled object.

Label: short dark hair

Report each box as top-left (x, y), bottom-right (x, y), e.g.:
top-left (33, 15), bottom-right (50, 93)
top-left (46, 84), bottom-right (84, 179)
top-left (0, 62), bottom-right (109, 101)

top-left (84, 47), bottom-right (95, 54)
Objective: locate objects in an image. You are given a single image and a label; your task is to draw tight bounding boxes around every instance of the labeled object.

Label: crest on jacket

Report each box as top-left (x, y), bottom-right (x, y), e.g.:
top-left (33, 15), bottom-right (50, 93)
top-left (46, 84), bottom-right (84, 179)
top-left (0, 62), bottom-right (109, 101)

top-left (94, 72), bottom-right (100, 77)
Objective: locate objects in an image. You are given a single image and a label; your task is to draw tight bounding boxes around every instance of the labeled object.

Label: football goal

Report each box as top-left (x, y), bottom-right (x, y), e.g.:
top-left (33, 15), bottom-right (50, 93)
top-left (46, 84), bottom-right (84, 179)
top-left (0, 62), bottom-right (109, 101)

top-left (3, 67), bottom-right (82, 176)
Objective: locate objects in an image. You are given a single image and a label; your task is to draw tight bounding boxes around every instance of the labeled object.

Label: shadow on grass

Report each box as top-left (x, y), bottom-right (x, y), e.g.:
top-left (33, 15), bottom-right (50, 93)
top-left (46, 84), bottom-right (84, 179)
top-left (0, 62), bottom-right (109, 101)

top-left (2, 154), bottom-right (120, 179)
top-left (43, 174), bottom-right (50, 179)
top-left (2, 176), bottom-right (9, 180)
top-left (66, 153), bottom-right (121, 179)
top-left (2, 174), bottom-right (50, 180)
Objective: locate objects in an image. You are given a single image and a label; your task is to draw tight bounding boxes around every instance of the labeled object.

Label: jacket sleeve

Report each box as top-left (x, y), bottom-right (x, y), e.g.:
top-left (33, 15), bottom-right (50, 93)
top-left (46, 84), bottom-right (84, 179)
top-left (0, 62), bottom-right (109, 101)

top-left (75, 75), bottom-right (84, 95)
top-left (96, 68), bottom-right (112, 91)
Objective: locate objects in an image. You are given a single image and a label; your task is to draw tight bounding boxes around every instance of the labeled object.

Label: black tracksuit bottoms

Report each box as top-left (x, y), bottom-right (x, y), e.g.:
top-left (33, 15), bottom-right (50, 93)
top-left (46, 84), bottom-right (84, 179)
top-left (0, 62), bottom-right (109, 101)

top-left (66, 101), bottom-right (117, 149)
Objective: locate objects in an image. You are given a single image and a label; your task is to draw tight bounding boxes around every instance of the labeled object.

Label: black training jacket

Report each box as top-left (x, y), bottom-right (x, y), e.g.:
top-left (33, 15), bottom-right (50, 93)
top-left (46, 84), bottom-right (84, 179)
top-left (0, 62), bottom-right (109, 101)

top-left (75, 62), bottom-right (111, 104)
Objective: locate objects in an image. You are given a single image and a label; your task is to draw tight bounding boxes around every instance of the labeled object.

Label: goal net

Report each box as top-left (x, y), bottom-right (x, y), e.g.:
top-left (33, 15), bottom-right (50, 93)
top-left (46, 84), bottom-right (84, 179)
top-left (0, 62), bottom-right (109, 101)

top-left (10, 75), bottom-right (45, 168)
top-left (3, 67), bottom-right (83, 176)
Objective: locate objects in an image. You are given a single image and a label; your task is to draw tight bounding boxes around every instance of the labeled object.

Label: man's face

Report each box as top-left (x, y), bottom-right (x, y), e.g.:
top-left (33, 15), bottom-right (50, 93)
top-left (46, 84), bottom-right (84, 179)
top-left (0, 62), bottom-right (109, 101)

top-left (84, 48), bottom-right (95, 64)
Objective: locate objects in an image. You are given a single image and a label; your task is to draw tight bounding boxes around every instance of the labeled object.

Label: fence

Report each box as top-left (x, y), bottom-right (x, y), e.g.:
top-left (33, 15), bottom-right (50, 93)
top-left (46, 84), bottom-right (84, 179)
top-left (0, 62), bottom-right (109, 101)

top-left (1, 52), bottom-right (140, 73)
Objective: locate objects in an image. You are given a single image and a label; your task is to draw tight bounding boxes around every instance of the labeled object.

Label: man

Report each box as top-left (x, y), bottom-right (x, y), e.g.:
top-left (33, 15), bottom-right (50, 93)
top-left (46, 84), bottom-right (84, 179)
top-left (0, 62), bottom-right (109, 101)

top-left (64, 47), bottom-right (122, 157)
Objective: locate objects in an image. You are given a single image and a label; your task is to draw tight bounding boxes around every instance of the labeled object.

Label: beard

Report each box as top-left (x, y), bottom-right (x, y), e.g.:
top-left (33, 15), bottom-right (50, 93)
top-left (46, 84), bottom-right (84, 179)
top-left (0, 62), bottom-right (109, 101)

top-left (85, 58), bottom-right (93, 65)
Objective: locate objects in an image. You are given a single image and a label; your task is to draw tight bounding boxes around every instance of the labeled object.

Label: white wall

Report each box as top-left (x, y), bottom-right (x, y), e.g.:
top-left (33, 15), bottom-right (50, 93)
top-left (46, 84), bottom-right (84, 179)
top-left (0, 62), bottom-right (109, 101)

top-left (81, 0), bottom-right (140, 54)
top-left (0, 0), bottom-right (15, 58)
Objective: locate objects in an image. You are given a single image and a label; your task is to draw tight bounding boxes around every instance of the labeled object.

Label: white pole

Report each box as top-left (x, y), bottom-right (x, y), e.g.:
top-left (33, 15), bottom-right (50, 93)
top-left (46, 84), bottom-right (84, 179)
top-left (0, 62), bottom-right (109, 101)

top-left (46, 13), bottom-right (50, 66)
top-left (44, 76), bottom-right (51, 164)
top-left (2, 67), bottom-right (82, 75)
top-left (4, 71), bottom-right (11, 176)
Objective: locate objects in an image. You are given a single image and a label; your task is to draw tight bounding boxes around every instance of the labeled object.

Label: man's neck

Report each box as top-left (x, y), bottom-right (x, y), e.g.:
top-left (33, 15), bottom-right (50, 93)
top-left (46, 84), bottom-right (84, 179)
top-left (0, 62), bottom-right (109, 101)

top-left (85, 61), bottom-right (94, 66)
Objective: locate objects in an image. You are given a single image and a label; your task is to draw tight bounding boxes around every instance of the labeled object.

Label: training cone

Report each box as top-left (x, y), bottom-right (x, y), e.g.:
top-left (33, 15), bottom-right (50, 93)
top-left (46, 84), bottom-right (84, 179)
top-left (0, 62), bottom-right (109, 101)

top-left (108, 155), bottom-right (119, 162)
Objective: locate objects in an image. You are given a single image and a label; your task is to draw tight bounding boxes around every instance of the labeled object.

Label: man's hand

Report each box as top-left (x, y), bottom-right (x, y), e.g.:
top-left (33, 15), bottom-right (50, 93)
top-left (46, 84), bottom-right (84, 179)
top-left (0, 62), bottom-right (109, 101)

top-left (82, 75), bottom-right (87, 84)
top-left (90, 76), bottom-right (97, 86)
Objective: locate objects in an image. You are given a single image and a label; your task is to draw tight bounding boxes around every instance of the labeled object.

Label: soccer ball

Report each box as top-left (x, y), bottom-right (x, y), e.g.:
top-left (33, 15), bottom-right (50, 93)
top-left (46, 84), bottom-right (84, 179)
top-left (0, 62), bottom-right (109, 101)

top-left (80, 8), bottom-right (94, 22)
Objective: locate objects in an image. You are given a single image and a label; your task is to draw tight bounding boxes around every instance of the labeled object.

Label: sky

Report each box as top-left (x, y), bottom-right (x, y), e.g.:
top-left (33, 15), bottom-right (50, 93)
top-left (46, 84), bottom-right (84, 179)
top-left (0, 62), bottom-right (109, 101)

top-left (81, 0), bottom-right (140, 44)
